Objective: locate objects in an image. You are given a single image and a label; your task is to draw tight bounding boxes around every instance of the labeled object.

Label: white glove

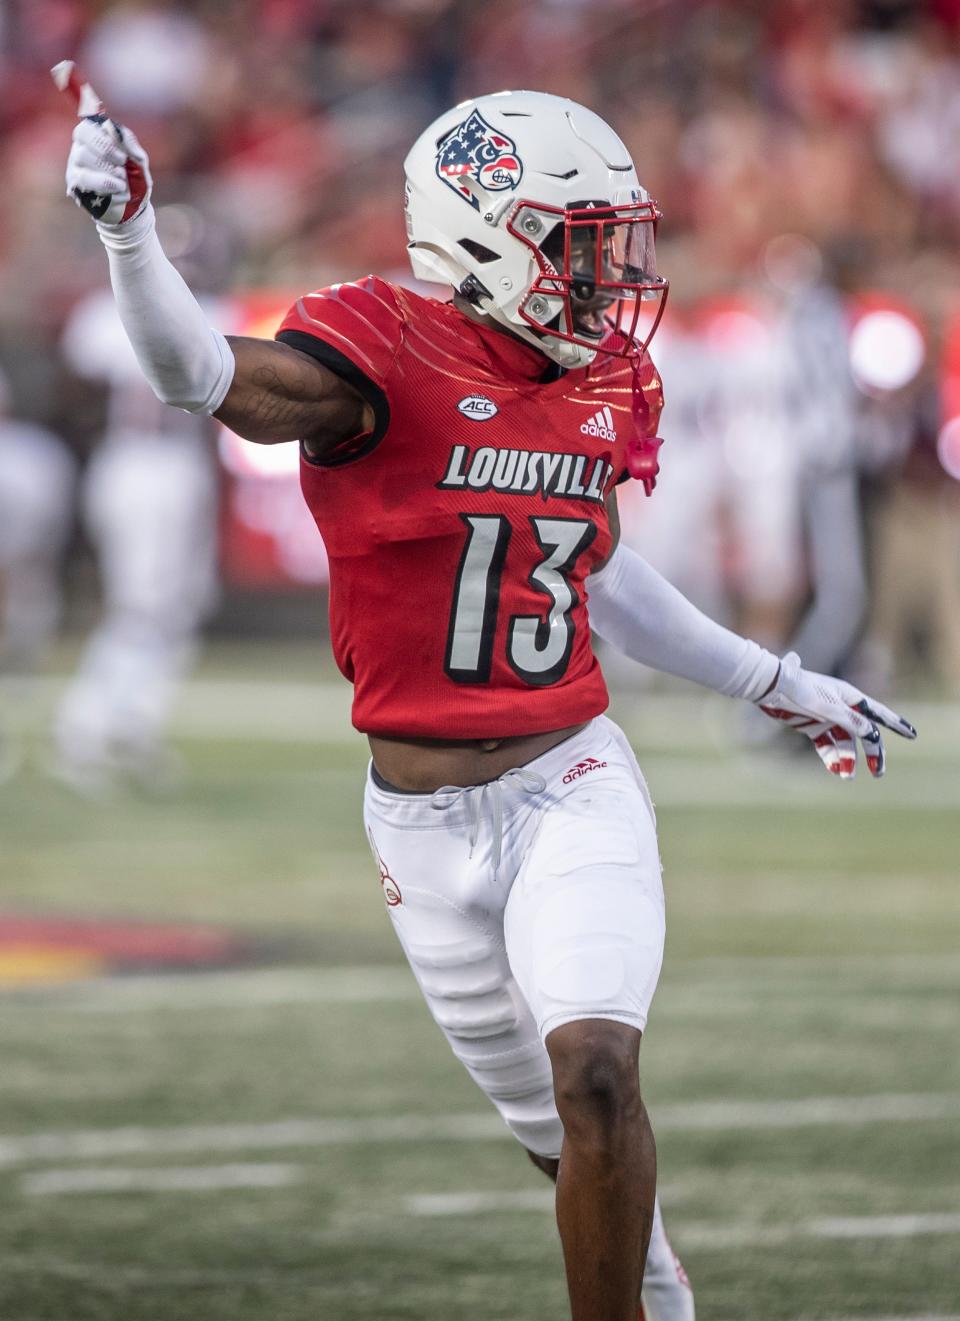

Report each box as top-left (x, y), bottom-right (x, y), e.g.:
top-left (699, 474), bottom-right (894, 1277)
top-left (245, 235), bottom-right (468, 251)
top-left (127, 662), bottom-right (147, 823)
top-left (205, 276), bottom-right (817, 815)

top-left (65, 114), bottom-right (152, 227)
top-left (757, 651), bottom-right (917, 779)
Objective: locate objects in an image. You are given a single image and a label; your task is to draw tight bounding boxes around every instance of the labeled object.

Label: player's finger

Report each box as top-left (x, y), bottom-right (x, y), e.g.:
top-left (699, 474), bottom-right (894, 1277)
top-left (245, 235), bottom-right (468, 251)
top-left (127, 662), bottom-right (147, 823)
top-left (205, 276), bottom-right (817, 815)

top-left (814, 725), bottom-right (856, 779)
top-left (829, 701), bottom-right (875, 742)
top-left (852, 697), bottom-right (917, 740)
top-left (69, 139), bottom-right (127, 176)
top-left (72, 116), bottom-right (127, 158)
top-left (860, 722), bottom-right (885, 778)
top-left (812, 730), bottom-right (837, 775)
top-left (51, 59), bottom-right (104, 118)
top-left (67, 167), bottom-right (125, 197)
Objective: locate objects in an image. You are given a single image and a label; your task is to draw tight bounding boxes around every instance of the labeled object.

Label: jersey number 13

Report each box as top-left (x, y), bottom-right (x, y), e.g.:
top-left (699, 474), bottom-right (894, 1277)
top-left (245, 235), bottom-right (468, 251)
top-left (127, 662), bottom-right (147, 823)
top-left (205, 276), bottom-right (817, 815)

top-left (444, 514), bottom-right (597, 687)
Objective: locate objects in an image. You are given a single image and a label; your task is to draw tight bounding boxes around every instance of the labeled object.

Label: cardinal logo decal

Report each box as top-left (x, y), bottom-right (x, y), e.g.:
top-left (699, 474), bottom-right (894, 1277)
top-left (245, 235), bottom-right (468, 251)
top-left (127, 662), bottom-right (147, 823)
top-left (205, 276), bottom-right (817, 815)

top-left (436, 110), bottom-right (523, 209)
top-left (368, 830), bottom-right (402, 908)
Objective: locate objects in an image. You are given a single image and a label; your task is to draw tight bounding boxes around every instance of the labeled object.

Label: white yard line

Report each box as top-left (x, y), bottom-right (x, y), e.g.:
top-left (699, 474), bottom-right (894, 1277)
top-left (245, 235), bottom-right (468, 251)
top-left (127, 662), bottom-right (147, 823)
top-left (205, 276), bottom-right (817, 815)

top-left (403, 1194), bottom-right (960, 1249)
top-left (4, 951), bottom-right (957, 1017)
top-left (0, 1113), bottom-right (505, 1168)
top-left (48, 966), bottom-right (421, 1013)
top-left (827, 1316), bottom-right (960, 1321)
top-left (643, 766), bottom-right (960, 811)
top-left (0, 1092), bottom-right (958, 1169)
top-left (406, 1190), bottom-right (557, 1216)
top-left (0, 1239), bottom-right (957, 1317)
top-left (811, 1213), bottom-right (960, 1239)
top-left (21, 1162), bottom-right (300, 1196)
top-left (654, 1092), bottom-right (960, 1132)
top-left (679, 1213), bottom-right (960, 1251)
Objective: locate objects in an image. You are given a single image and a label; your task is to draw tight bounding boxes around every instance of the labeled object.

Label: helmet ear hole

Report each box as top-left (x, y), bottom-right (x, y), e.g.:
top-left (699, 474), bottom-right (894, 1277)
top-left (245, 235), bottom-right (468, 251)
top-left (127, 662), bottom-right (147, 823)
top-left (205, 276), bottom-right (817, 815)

top-left (458, 238), bottom-right (500, 264)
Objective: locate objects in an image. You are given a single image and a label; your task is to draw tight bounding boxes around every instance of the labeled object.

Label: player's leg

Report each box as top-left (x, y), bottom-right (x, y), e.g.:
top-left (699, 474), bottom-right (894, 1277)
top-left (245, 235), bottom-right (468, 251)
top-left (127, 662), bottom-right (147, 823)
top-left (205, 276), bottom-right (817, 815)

top-left (503, 716), bottom-right (668, 1321)
top-left (525, 1151), bottom-right (695, 1321)
top-left (364, 728), bottom-right (687, 1319)
top-left (366, 769), bottom-right (655, 1318)
top-left (363, 771), bottom-right (562, 1158)
top-left (547, 1017), bottom-right (655, 1320)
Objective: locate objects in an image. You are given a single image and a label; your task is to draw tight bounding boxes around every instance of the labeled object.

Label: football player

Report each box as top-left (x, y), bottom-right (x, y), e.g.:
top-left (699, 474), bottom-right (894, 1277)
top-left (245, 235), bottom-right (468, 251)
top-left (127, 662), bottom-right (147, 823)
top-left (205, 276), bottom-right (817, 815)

top-left (53, 285), bottom-right (220, 795)
top-left (62, 88), bottom-right (916, 1321)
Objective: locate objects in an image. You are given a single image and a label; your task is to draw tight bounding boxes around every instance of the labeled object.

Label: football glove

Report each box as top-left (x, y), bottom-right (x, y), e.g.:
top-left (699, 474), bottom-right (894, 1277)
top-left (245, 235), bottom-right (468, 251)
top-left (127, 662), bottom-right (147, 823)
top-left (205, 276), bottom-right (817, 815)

top-left (757, 651), bottom-right (917, 779)
top-left (65, 113), bottom-right (152, 227)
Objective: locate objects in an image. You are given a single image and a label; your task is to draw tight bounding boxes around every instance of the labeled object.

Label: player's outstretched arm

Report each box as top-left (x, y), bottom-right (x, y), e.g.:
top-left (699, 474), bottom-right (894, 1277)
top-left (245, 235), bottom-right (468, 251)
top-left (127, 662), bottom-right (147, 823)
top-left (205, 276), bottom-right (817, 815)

top-left (61, 99), bottom-right (367, 454)
top-left (588, 495), bottom-right (916, 778)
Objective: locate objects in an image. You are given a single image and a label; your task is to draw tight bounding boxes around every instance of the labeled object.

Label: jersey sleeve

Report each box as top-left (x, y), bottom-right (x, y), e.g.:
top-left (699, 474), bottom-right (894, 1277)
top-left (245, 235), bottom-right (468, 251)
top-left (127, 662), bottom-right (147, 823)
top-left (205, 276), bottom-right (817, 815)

top-left (275, 276), bottom-right (405, 466)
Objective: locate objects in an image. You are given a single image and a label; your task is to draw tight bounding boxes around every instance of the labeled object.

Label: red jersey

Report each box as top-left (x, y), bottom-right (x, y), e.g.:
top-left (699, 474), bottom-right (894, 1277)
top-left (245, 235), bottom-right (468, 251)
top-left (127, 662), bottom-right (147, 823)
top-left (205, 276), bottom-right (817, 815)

top-left (277, 277), bottom-right (663, 739)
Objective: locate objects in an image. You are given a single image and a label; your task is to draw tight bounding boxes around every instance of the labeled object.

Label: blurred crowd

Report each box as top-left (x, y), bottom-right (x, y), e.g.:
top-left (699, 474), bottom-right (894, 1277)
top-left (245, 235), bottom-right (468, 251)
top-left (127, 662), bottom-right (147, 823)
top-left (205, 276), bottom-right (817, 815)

top-left (2, 0), bottom-right (960, 787)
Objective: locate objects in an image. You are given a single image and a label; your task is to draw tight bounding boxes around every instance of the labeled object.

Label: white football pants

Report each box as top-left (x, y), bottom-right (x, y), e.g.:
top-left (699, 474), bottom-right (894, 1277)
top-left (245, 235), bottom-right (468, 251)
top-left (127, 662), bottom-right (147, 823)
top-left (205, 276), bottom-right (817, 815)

top-left (364, 715), bottom-right (694, 1317)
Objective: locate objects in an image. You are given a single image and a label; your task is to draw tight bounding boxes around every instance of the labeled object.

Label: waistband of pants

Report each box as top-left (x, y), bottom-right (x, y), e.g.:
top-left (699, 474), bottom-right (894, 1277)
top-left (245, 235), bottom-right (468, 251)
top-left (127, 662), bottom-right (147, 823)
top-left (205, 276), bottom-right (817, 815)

top-left (365, 715), bottom-right (622, 823)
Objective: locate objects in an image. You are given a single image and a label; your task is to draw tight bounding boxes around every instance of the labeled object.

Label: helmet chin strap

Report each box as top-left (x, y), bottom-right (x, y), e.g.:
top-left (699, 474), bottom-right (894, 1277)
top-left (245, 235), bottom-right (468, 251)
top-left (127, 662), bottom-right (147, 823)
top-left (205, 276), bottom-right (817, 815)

top-left (456, 272), bottom-right (492, 307)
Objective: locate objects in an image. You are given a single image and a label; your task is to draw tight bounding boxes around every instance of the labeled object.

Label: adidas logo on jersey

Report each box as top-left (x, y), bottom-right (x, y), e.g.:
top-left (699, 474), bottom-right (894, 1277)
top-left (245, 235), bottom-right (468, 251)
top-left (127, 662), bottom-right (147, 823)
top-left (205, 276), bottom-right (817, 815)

top-left (580, 406), bottom-right (617, 443)
top-left (562, 756), bottom-right (608, 784)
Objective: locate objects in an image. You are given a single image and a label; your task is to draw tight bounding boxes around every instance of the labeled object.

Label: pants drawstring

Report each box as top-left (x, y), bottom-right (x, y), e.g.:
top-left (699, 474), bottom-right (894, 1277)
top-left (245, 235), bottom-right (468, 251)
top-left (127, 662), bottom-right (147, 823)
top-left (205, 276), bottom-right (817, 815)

top-left (430, 767), bottom-right (547, 878)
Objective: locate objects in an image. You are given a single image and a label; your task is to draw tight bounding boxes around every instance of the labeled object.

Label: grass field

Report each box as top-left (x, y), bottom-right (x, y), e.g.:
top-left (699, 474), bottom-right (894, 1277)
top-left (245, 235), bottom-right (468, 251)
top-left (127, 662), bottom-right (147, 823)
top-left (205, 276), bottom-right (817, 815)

top-left (0, 645), bottom-right (957, 1321)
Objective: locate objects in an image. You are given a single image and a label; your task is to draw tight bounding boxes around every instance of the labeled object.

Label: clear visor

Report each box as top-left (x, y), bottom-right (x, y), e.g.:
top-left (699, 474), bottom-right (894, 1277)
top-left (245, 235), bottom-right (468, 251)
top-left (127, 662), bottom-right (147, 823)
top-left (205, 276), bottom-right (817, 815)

top-left (535, 206), bottom-right (661, 302)
top-left (509, 198), bottom-right (668, 356)
top-left (576, 217), bottom-right (658, 296)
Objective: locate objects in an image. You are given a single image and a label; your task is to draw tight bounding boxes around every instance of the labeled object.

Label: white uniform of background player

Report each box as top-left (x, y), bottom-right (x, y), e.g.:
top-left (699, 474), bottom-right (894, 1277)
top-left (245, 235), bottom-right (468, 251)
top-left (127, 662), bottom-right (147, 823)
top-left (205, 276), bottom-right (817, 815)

top-left (54, 288), bottom-right (222, 789)
top-left (619, 268), bottom-right (864, 679)
top-left (0, 369), bottom-right (76, 777)
top-left (619, 304), bottom-right (802, 638)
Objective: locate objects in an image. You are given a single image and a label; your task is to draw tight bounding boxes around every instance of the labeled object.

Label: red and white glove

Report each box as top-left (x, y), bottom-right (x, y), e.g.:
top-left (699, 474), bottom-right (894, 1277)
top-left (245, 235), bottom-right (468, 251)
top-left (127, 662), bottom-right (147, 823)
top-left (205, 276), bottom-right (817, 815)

top-left (54, 61), bottom-right (151, 227)
top-left (757, 651), bottom-right (917, 779)
top-left (65, 114), bottom-right (152, 226)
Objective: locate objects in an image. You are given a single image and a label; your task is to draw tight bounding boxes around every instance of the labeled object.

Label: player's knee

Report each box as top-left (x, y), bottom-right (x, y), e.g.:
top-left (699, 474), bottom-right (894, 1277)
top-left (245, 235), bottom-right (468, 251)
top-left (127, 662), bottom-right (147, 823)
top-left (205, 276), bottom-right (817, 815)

top-left (547, 1020), bottom-right (643, 1154)
top-left (526, 1147), bottom-right (559, 1181)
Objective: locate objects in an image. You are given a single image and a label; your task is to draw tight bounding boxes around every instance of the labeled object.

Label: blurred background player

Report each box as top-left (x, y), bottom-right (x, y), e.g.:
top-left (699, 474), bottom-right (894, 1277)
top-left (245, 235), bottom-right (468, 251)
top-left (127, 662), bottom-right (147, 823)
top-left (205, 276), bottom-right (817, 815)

top-left (613, 234), bottom-right (869, 738)
top-left (51, 213), bottom-right (233, 794)
top-left (0, 366), bottom-right (75, 781)
top-left (51, 287), bottom-right (220, 792)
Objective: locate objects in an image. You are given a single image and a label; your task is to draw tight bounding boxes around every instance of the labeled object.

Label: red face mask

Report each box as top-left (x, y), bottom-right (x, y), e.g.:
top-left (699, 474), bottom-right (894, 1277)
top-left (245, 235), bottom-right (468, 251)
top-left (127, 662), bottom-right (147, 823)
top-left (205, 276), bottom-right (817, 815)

top-left (507, 197), bottom-right (669, 361)
top-left (508, 198), bottom-right (669, 496)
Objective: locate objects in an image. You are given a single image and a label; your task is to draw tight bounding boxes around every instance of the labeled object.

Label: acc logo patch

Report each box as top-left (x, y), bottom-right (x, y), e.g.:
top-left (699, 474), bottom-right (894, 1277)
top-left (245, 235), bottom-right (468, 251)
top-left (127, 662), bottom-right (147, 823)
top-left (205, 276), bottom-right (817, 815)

top-left (436, 110), bottom-right (523, 209)
top-left (457, 394), bottom-right (498, 422)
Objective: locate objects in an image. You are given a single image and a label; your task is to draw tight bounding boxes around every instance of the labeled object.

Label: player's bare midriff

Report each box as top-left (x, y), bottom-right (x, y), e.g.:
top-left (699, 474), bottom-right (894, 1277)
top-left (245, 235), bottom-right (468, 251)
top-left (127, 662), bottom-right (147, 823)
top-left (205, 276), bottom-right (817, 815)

top-left (367, 722), bottom-right (590, 792)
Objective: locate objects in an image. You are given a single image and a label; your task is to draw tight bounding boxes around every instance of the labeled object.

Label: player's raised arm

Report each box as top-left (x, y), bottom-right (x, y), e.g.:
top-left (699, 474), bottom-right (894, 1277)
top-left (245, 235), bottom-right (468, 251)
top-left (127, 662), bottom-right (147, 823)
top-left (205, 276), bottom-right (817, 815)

top-left (59, 83), bottom-right (368, 453)
top-left (214, 337), bottom-right (373, 449)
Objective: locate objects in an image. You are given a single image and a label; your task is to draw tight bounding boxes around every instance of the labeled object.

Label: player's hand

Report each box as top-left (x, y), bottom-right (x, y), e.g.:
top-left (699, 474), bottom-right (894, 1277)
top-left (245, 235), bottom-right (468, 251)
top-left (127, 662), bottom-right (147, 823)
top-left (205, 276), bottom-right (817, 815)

top-left (756, 651), bottom-right (917, 779)
top-left (65, 114), bottom-right (152, 227)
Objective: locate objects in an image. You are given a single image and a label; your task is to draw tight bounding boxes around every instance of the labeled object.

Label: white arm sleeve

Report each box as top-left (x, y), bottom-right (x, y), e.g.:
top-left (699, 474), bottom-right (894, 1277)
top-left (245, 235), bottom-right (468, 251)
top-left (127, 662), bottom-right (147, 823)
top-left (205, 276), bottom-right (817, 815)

top-left (588, 543), bottom-right (780, 701)
top-left (96, 205), bottom-right (235, 415)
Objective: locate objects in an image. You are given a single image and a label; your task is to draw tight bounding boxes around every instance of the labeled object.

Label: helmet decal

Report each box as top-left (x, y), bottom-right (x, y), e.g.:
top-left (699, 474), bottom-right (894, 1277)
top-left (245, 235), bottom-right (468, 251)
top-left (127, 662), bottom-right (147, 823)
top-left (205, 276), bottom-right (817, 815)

top-left (436, 110), bottom-right (523, 209)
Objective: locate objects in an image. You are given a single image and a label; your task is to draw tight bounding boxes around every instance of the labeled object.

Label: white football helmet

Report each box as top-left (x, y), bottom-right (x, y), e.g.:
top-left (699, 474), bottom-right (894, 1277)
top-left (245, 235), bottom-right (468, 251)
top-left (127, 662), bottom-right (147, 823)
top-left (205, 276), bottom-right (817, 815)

top-left (404, 89), bottom-right (668, 369)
